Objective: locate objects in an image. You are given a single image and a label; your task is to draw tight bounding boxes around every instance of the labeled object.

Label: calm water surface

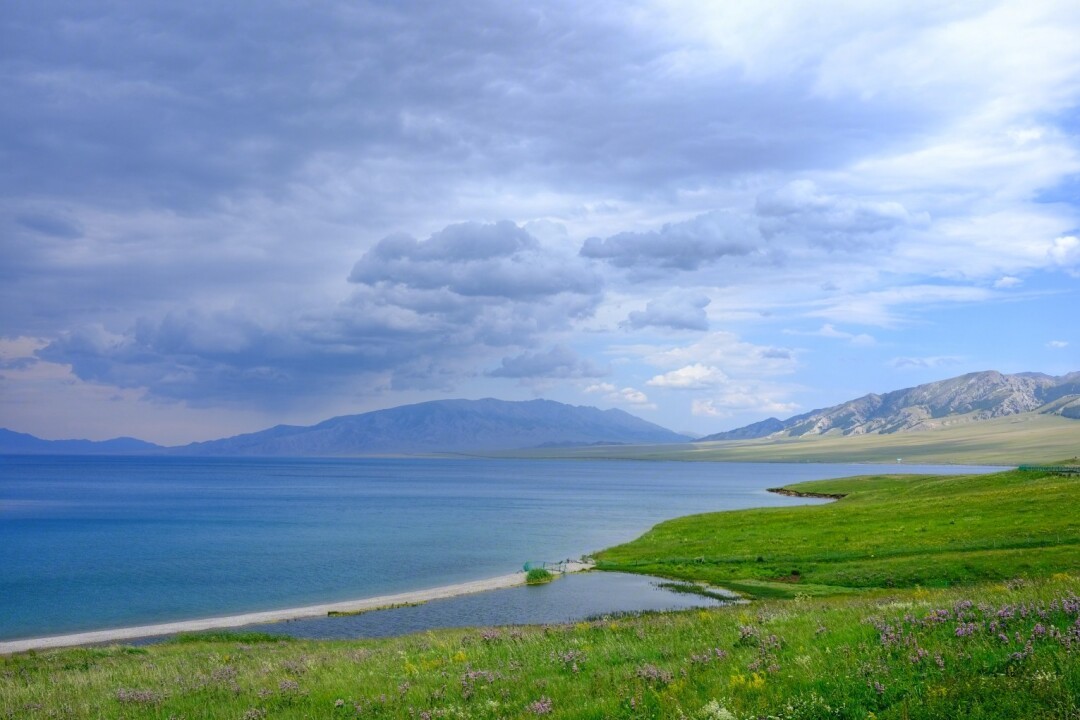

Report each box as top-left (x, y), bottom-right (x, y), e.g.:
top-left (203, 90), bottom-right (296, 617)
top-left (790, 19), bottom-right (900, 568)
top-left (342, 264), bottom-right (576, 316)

top-left (0, 456), bottom-right (1001, 640)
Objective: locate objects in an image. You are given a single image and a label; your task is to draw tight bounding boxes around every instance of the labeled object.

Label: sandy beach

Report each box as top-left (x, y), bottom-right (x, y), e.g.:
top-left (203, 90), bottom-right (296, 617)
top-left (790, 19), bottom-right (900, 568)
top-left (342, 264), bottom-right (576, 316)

top-left (0, 562), bottom-right (593, 654)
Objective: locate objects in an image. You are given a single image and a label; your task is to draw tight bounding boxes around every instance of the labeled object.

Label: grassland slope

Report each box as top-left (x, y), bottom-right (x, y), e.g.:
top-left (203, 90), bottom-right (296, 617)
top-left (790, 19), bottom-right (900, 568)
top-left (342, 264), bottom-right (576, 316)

top-left (596, 468), bottom-right (1080, 598)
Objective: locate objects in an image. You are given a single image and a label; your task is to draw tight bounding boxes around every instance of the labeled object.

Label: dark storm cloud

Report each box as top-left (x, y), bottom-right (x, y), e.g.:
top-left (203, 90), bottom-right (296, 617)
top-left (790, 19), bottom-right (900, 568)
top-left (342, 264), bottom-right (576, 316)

top-left (623, 294), bottom-right (711, 331)
top-left (581, 183), bottom-right (924, 273)
top-left (36, 220), bottom-right (606, 404)
top-left (488, 346), bottom-right (607, 380)
top-left (580, 211), bottom-right (761, 270)
top-left (349, 221), bottom-right (601, 299)
top-left (0, 0), bottom-right (988, 426)
top-left (0, 1), bottom-right (924, 217)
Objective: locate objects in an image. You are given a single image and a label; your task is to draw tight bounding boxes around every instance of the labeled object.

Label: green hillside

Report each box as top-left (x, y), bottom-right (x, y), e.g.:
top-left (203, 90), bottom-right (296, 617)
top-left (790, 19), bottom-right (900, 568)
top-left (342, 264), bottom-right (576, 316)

top-left (596, 467), bottom-right (1080, 597)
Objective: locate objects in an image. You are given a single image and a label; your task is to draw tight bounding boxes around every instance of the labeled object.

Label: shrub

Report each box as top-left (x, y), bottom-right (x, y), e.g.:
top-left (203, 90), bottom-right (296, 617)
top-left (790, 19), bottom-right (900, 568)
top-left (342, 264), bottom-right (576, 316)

top-left (526, 568), bottom-right (554, 585)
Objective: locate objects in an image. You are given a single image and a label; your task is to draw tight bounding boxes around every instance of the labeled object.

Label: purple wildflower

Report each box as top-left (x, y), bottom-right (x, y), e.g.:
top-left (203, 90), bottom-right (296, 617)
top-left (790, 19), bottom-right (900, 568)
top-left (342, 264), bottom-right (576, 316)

top-left (528, 696), bottom-right (554, 715)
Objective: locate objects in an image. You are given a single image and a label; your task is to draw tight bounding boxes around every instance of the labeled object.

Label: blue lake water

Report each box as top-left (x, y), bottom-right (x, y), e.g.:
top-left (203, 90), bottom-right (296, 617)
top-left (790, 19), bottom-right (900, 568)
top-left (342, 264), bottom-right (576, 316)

top-left (0, 456), bottom-right (1001, 641)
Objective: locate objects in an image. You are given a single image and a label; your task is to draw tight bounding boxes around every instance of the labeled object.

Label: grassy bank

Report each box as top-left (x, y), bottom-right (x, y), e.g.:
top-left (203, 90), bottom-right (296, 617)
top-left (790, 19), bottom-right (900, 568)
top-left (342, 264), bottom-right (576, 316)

top-left (3, 467), bottom-right (1079, 718)
top-left (596, 468), bottom-right (1080, 598)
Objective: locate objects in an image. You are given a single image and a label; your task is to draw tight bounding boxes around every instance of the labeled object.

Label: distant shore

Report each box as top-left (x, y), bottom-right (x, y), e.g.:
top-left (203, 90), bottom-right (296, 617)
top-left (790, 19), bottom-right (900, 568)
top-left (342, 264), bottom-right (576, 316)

top-left (0, 562), bottom-right (593, 654)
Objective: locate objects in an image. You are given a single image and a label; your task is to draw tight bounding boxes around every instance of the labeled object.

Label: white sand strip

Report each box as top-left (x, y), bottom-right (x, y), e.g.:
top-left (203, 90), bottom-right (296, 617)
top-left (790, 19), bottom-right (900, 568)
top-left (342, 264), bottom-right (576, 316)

top-left (0, 562), bottom-right (594, 655)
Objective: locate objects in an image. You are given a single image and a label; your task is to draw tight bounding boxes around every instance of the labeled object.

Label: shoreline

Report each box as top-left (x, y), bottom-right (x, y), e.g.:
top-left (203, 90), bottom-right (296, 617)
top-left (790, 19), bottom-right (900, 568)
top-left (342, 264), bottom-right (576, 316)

top-left (767, 487), bottom-right (847, 500)
top-left (0, 562), bottom-right (593, 655)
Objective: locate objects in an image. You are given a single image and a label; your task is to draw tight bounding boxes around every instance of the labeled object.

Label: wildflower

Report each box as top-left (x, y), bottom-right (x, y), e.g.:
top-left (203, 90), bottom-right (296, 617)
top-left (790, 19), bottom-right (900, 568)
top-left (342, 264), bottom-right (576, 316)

top-left (528, 696), bottom-right (553, 715)
top-left (115, 688), bottom-right (164, 705)
top-left (699, 699), bottom-right (737, 720)
top-left (636, 664), bottom-right (674, 684)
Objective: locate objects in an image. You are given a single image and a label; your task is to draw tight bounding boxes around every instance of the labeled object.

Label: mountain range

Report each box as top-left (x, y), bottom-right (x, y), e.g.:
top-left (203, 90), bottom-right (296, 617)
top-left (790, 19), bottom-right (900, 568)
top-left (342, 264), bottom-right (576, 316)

top-left (699, 370), bottom-right (1080, 441)
top-left (0, 399), bottom-right (687, 456)
top-left (2, 371), bottom-right (1076, 456)
top-left (173, 398), bottom-right (688, 455)
top-left (0, 428), bottom-right (164, 455)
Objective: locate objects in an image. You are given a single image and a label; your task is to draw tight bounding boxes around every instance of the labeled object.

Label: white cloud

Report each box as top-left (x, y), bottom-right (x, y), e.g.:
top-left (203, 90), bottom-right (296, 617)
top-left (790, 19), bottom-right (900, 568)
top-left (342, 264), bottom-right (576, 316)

top-left (993, 275), bottom-right (1022, 288)
top-left (640, 331), bottom-right (798, 376)
top-left (691, 394), bottom-right (799, 418)
top-left (1048, 235), bottom-right (1080, 266)
top-left (646, 364), bottom-right (728, 389)
top-left (785, 324), bottom-right (876, 346)
top-left (1047, 340), bottom-right (1069, 349)
top-left (584, 382), bottom-right (655, 409)
top-left (809, 285), bottom-right (994, 327)
top-left (888, 355), bottom-right (964, 369)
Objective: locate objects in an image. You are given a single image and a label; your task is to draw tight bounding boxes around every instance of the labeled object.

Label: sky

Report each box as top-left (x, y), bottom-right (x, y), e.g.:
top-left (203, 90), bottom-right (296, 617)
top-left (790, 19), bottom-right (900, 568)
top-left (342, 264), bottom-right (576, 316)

top-left (2, 0), bottom-right (1079, 444)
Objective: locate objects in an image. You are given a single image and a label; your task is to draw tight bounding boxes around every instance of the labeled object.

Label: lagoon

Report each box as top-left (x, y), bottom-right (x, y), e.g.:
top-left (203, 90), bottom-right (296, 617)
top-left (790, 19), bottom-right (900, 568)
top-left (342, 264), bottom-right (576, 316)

top-left (0, 456), bottom-right (1000, 641)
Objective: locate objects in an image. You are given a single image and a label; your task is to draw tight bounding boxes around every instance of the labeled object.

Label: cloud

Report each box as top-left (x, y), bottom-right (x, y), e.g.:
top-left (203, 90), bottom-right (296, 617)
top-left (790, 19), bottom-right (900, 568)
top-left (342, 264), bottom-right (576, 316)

top-left (1048, 235), bottom-right (1080, 266)
top-left (638, 331), bottom-right (798, 377)
top-left (489, 346), bottom-right (606, 379)
top-left (809, 285), bottom-right (994, 326)
top-left (888, 355), bottom-right (964, 369)
top-left (993, 275), bottom-right (1022, 288)
top-left (580, 210), bottom-right (760, 270)
top-left (646, 364), bottom-right (729, 390)
top-left (785, 323), bottom-right (875, 346)
top-left (584, 382), bottom-right (655, 408)
top-left (350, 221), bottom-right (601, 299)
top-left (756, 180), bottom-right (922, 250)
top-left (5, 1), bottom-right (1080, 442)
top-left (692, 395), bottom-right (799, 418)
top-left (1047, 340), bottom-right (1069, 349)
top-left (15, 211), bottom-right (84, 239)
top-left (623, 293), bottom-right (711, 331)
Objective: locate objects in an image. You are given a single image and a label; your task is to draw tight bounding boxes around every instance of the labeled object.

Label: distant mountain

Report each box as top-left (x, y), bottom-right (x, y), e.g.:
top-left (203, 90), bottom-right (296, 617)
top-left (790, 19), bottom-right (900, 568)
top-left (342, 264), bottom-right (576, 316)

top-left (0, 428), bottom-right (163, 455)
top-left (173, 398), bottom-right (689, 456)
top-left (700, 370), bottom-right (1080, 441)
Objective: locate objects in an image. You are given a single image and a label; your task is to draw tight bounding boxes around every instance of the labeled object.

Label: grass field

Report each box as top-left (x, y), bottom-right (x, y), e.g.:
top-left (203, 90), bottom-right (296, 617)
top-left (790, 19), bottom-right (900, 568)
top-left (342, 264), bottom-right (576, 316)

top-left (596, 468), bottom-right (1080, 599)
top-left (501, 412), bottom-right (1080, 465)
top-left (2, 577), bottom-right (1078, 719)
top-left (3, 467), bottom-right (1079, 718)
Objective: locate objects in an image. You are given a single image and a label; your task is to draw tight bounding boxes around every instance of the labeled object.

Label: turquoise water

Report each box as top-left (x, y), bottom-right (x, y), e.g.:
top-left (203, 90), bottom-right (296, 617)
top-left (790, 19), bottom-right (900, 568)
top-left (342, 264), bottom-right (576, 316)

top-left (0, 456), bottom-right (1000, 640)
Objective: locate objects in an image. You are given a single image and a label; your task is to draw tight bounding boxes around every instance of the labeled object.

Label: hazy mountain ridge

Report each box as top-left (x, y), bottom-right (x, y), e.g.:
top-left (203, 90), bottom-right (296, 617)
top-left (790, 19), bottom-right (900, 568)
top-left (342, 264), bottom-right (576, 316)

top-left (0, 428), bottom-right (163, 455)
top-left (700, 370), bottom-right (1080, 441)
top-left (171, 398), bottom-right (689, 455)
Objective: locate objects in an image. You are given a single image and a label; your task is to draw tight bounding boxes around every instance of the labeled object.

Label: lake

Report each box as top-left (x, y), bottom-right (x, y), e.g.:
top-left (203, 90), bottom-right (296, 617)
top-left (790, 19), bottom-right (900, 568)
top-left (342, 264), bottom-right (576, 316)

top-left (0, 456), bottom-right (1001, 641)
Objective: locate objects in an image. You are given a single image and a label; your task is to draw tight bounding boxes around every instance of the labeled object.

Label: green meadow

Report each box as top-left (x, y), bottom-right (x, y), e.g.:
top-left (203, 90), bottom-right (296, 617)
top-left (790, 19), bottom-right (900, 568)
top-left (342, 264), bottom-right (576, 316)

top-left (3, 466), bottom-right (1079, 719)
top-left (596, 467), bottom-right (1080, 598)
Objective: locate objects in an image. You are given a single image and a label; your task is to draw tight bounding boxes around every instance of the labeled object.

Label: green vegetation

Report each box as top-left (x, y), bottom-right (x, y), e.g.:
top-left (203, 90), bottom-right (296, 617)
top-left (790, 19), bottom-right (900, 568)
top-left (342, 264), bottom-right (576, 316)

top-left (3, 467), bottom-right (1079, 718)
top-left (597, 469), bottom-right (1080, 597)
top-left (526, 567), bottom-right (555, 585)
top-left (501, 412), bottom-right (1080, 465)
top-left (2, 577), bottom-right (1078, 719)
top-left (328, 601), bottom-right (424, 617)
